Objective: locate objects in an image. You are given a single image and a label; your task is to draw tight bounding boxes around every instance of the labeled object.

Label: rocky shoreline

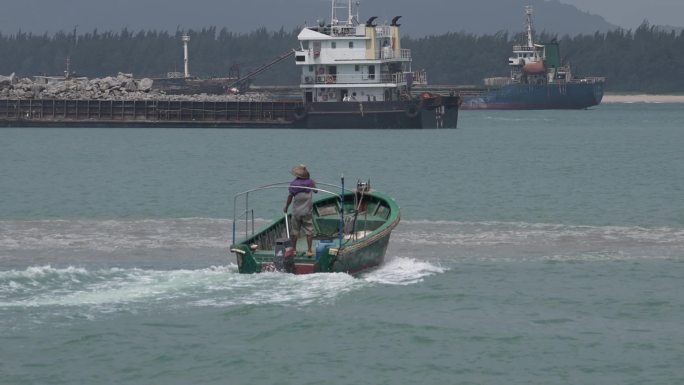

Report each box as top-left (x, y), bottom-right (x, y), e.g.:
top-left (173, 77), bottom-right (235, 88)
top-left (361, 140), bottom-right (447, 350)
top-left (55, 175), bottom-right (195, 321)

top-left (0, 72), bottom-right (272, 102)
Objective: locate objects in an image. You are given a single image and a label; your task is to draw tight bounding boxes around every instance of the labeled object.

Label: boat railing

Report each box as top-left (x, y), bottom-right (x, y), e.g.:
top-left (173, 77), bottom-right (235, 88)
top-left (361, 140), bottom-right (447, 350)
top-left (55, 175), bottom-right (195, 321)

top-left (232, 182), bottom-right (344, 245)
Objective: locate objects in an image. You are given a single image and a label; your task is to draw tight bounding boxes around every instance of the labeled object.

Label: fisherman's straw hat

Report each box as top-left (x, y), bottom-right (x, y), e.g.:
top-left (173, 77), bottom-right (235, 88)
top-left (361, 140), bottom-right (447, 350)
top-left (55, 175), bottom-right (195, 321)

top-left (291, 164), bottom-right (309, 178)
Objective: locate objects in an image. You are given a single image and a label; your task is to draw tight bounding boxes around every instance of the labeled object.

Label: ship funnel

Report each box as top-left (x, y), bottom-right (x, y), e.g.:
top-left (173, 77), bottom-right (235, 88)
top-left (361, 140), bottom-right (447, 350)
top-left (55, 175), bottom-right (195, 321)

top-left (365, 16), bottom-right (377, 27)
top-left (391, 16), bottom-right (402, 26)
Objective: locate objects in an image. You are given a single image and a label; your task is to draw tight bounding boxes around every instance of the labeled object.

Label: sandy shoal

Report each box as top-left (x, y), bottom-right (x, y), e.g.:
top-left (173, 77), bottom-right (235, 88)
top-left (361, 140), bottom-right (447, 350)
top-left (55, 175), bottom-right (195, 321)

top-left (602, 94), bottom-right (684, 103)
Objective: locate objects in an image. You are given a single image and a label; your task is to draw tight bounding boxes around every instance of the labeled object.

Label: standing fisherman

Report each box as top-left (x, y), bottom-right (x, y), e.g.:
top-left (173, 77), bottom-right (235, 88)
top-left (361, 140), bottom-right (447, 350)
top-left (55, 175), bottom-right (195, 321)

top-left (284, 165), bottom-right (317, 257)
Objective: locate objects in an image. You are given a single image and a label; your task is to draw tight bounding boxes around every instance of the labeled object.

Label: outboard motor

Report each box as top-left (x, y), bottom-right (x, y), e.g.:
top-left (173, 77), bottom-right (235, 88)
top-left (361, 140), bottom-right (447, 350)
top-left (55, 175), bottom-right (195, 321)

top-left (274, 238), bottom-right (295, 273)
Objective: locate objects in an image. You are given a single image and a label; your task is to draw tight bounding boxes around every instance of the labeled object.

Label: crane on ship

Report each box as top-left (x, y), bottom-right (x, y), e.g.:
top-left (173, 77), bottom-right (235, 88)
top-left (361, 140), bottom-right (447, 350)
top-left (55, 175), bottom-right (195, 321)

top-left (227, 49), bottom-right (295, 91)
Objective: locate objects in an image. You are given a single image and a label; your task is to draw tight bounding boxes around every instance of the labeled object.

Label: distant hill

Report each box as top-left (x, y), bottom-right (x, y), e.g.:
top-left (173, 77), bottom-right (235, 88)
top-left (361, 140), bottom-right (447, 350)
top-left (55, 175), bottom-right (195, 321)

top-left (0, 0), bottom-right (618, 37)
top-left (363, 0), bottom-right (619, 36)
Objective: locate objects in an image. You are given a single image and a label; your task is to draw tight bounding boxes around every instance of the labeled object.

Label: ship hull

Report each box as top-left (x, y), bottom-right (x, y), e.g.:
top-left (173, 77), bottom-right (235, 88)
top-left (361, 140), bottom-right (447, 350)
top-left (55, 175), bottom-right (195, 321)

top-left (461, 82), bottom-right (604, 110)
top-left (296, 98), bottom-right (460, 129)
top-left (1, 97), bottom-right (459, 129)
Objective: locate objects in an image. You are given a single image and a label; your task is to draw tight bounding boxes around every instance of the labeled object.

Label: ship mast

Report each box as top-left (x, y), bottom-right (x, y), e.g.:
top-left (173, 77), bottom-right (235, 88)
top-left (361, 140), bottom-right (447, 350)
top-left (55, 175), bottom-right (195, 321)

top-left (331, 0), bottom-right (357, 28)
top-left (525, 5), bottom-right (535, 47)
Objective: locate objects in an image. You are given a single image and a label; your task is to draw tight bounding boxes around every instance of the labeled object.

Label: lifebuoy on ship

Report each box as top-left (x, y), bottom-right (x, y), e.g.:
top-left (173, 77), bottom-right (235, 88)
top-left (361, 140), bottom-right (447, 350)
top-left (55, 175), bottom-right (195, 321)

top-left (322, 94), bottom-right (329, 101)
top-left (293, 105), bottom-right (308, 120)
top-left (326, 75), bottom-right (334, 84)
top-left (405, 104), bottom-right (420, 118)
top-left (405, 98), bottom-right (423, 118)
top-left (318, 67), bottom-right (325, 75)
top-left (329, 90), bottom-right (337, 99)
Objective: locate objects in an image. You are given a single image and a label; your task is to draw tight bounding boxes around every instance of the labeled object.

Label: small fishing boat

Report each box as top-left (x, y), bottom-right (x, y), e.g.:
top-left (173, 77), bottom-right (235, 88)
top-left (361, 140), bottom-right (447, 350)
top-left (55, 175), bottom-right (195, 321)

top-left (230, 179), bottom-right (400, 275)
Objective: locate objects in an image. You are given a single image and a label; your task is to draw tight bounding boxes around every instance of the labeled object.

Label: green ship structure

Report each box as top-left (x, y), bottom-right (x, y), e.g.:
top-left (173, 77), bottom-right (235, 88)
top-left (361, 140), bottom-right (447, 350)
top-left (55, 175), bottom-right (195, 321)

top-left (230, 179), bottom-right (400, 275)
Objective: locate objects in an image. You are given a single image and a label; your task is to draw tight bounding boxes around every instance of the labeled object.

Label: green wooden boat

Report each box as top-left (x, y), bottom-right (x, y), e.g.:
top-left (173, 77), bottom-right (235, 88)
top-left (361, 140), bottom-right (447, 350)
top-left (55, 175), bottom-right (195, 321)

top-left (230, 180), bottom-right (400, 275)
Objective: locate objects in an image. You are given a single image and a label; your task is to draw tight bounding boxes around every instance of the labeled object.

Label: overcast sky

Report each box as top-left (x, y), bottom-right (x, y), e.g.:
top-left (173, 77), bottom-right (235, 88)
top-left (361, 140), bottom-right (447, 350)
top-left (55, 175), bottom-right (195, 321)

top-left (0, 0), bottom-right (681, 35)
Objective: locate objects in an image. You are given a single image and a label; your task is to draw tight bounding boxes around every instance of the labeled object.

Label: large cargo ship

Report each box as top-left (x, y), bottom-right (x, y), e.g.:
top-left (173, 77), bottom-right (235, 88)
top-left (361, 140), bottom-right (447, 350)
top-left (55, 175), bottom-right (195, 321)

top-left (460, 6), bottom-right (605, 110)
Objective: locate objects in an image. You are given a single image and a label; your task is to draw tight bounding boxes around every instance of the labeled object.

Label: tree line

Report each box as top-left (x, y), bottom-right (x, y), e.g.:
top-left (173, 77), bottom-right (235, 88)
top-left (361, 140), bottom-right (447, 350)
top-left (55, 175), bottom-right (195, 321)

top-left (1, 23), bottom-right (683, 92)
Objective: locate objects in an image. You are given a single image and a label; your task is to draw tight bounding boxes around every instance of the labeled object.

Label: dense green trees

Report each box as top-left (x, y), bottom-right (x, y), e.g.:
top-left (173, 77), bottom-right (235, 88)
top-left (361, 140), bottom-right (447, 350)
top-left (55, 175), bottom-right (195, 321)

top-left (1, 24), bottom-right (683, 92)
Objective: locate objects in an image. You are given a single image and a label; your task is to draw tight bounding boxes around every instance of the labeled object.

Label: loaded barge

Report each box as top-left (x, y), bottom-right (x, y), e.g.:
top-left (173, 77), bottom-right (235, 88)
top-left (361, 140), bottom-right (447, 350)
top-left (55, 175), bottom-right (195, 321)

top-left (1, 0), bottom-right (460, 129)
top-left (0, 99), bottom-right (302, 128)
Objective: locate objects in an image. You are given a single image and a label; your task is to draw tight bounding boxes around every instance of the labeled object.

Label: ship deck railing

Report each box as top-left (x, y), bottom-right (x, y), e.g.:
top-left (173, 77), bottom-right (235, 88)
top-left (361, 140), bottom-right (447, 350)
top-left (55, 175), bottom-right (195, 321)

top-left (571, 77), bottom-right (606, 84)
top-left (512, 45), bottom-right (536, 52)
top-left (506, 77), bottom-right (605, 85)
top-left (378, 48), bottom-right (411, 60)
top-left (298, 47), bottom-right (410, 62)
top-left (301, 70), bottom-right (425, 86)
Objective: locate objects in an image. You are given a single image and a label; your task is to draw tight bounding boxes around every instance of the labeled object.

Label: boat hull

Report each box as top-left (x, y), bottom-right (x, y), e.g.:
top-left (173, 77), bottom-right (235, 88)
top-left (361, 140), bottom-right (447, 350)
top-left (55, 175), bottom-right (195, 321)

top-left (231, 190), bottom-right (400, 276)
top-left (248, 227), bottom-right (392, 275)
top-left (461, 82), bottom-right (604, 110)
top-left (331, 224), bottom-right (392, 274)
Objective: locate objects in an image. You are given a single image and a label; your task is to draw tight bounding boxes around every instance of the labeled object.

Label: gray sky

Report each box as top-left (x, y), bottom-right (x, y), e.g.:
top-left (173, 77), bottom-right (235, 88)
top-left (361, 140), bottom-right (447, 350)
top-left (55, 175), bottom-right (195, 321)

top-left (0, 0), bottom-right (681, 36)
top-left (563, 0), bottom-right (683, 27)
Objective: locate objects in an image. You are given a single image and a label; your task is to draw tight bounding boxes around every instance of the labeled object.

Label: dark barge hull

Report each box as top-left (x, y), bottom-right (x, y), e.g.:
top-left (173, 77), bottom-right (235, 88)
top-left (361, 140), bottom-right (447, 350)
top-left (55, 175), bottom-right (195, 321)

top-left (0, 97), bottom-right (459, 129)
top-left (300, 96), bottom-right (460, 129)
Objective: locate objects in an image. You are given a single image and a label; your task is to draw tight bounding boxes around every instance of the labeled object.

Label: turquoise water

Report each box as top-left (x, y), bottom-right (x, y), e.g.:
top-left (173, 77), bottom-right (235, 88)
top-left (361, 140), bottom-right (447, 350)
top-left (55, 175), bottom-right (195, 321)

top-left (1, 103), bottom-right (684, 384)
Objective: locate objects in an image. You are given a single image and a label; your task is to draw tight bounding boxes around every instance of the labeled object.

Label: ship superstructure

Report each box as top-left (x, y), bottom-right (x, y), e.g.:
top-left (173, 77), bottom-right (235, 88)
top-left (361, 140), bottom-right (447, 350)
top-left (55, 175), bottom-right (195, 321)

top-left (507, 6), bottom-right (575, 87)
top-left (292, 0), bottom-right (460, 128)
top-left (294, 1), bottom-right (423, 104)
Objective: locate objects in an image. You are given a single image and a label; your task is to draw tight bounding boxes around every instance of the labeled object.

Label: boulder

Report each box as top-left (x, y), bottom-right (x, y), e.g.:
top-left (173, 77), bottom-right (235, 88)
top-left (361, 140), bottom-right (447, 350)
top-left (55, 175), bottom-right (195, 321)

top-left (137, 78), bottom-right (153, 92)
top-left (0, 72), bottom-right (16, 87)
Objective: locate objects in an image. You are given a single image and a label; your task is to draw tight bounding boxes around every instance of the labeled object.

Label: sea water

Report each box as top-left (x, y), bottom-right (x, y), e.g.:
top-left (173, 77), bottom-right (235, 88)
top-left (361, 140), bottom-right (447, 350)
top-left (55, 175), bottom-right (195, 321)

top-left (1, 103), bottom-right (683, 384)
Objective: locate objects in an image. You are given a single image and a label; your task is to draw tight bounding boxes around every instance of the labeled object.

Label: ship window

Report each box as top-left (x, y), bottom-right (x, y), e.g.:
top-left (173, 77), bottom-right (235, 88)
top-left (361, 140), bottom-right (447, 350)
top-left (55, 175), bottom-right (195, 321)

top-left (368, 65), bottom-right (375, 80)
top-left (349, 41), bottom-right (354, 49)
top-left (355, 65), bottom-right (360, 72)
top-left (303, 41), bottom-right (309, 49)
top-left (331, 42), bottom-right (336, 49)
top-left (309, 65), bottom-right (314, 72)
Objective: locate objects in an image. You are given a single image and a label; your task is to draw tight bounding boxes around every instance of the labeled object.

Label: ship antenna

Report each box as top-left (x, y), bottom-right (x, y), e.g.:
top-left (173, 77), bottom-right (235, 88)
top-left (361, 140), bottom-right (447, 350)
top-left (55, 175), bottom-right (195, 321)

top-left (525, 5), bottom-right (534, 47)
